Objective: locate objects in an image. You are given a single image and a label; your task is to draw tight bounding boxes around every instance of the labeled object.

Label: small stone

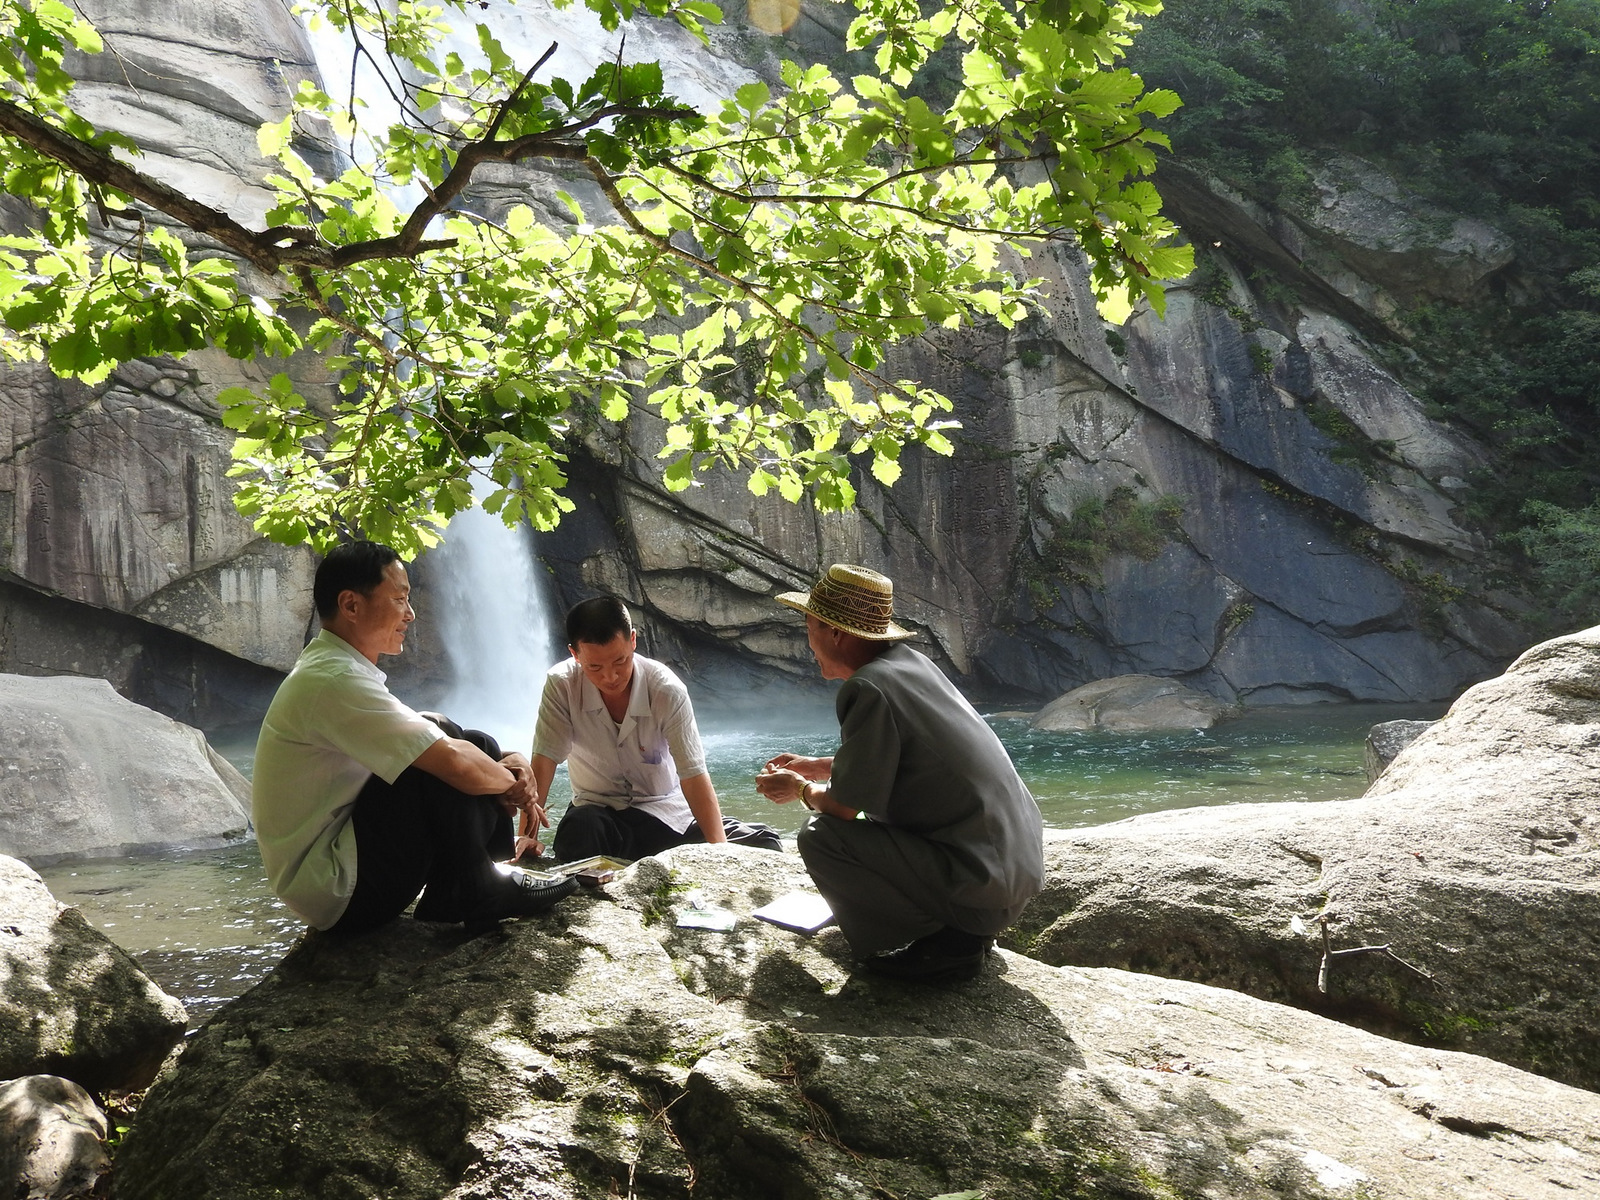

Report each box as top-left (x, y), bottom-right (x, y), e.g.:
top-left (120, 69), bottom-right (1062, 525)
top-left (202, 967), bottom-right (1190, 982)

top-left (0, 1075), bottom-right (109, 1200)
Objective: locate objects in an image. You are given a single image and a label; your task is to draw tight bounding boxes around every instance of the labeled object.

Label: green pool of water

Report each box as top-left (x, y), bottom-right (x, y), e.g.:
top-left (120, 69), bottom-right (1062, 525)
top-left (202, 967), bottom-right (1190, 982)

top-left (36, 702), bottom-right (1438, 1020)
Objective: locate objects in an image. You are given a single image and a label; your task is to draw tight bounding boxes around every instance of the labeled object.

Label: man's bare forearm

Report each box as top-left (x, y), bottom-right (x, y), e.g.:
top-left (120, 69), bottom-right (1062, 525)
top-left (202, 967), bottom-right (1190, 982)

top-left (681, 772), bottom-right (727, 843)
top-left (413, 737), bottom-right (516, 794)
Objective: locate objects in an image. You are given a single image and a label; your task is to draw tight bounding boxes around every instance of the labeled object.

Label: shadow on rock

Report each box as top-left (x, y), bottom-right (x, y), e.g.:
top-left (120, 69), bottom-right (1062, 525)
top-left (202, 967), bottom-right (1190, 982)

top-left (115, 845), bottom-right (1600, 1200)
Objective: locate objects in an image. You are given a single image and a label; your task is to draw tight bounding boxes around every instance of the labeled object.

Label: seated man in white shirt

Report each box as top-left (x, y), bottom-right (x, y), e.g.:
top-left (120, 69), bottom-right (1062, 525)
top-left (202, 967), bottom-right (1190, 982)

top-left (253, 540), bottom-right (575, 934)
top-left (522, 597), bottom-right (781, 862)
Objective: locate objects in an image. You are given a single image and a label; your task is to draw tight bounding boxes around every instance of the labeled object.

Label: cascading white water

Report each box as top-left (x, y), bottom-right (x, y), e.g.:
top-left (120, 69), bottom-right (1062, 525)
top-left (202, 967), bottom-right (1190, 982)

top-left (431, 489), bottom-right (559, 750)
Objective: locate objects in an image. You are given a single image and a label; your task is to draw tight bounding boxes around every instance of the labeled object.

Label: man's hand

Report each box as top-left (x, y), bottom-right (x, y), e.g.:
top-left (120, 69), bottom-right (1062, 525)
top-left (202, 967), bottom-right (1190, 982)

top-left (501, 752), bottom-right (548, 856)
top-left (513, 752), bottom-right (561, 860)
top-left (761, 753), bottom-right (833, 781)
top-left (756, 766), bottom-right (857, 820)
top-left (499, 752), bottom-right (535, 805)
top-left (754, 766), bottom-right (807, 804)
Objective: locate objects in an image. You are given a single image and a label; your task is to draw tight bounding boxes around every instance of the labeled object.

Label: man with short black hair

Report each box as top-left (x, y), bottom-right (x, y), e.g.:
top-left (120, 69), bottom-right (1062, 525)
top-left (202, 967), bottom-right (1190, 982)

top-left (524, 596), bottom-right (780, 862)
top-left (253, 540), bottom-right (574, 934)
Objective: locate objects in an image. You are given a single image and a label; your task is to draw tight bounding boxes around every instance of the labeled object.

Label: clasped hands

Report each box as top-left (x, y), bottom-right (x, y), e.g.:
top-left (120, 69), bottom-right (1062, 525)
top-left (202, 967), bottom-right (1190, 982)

top-left (754, 752), bottom-right (830, 805)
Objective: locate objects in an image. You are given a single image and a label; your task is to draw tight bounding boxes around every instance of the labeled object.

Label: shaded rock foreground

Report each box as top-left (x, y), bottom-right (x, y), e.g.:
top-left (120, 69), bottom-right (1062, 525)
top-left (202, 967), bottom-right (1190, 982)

top-left (117, 847), bottom-right (1600, 1200)
top-left (1010, 625), bottom-right (1600, 1091)
top-left (0, 856), bottom-right (186, 1094)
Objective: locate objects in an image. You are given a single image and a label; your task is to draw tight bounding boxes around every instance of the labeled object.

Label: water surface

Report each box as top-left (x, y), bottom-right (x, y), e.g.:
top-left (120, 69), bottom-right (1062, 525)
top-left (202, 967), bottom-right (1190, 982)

top-left (36, 702), bottom-right (1437, 1021)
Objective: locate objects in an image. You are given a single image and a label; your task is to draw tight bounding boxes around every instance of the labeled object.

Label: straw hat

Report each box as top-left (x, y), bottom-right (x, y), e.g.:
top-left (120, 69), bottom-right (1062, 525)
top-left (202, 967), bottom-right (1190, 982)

top-left (776, 564), bottom-right (915, 641)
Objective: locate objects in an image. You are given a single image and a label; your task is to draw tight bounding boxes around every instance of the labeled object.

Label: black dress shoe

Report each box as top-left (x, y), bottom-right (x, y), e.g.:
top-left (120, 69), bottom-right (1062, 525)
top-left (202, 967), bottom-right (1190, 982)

top-left (862, 927), bottom-right (994, 982)
top-left (465, 869), bottom-right (577, 922)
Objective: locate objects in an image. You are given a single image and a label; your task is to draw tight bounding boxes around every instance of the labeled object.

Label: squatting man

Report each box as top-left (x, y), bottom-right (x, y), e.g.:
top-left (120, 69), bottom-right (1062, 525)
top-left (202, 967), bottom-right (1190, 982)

top-left (755, 564), bottom-right (1046, 982)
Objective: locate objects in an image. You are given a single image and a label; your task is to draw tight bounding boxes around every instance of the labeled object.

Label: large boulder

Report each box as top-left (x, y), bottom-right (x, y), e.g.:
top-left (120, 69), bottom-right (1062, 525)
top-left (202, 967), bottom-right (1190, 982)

top-left (1032, 673), bottom-right (1239, 731)
top-left (1006, 624), bottom-right (1600, 1091)
top-left (0, 856), bottom-right (187, 1093)
top-left (0, 674), bottom-right (250, 863)
top-left (116, 845), bottom-right (1600, 1200)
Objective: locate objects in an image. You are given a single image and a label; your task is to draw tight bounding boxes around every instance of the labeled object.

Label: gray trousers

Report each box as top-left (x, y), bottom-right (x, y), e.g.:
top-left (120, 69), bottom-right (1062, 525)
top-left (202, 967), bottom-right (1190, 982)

top-left (797, 813), bottom-right (1025, 955)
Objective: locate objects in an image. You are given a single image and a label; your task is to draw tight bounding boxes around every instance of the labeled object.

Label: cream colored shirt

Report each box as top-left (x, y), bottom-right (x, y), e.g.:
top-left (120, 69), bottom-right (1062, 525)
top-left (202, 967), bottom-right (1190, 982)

top-left (532, 655), bottom-right (707, 833)
top-left (252, 630), bottom-right (445, 928)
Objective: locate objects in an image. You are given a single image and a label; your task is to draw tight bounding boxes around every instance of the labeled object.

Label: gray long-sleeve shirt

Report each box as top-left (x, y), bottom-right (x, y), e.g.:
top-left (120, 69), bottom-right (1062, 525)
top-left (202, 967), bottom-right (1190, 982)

top-left (829, 644), bottom-right (1045, 912)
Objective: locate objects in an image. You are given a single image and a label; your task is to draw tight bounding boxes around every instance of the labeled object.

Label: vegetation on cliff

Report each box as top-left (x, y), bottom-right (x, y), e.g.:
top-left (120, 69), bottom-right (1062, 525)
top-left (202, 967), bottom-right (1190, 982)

top-left (0, 0), bottom-right (1191, 554)
top-left (1129, 0), bottom-right (1600, 628)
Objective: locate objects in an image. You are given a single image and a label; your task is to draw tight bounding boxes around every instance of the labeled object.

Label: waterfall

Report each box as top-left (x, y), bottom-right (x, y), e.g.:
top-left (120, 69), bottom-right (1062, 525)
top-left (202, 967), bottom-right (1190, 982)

top-left (431, 492), bottom-right (558, 751)
top-left (298, 20), bottom-right (572, 751)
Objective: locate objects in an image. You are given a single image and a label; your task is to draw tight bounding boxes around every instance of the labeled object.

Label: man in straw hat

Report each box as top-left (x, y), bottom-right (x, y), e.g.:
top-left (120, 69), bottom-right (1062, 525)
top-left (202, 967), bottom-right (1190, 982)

top-left (755, 564), bottom-right (1044, 981)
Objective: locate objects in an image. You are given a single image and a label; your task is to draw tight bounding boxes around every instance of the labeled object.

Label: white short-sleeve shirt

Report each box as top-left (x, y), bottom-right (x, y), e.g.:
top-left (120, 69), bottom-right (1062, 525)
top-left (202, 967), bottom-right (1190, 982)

top-left (531, 654), bottom-right (708, 833)
top-left (252, 629), bottom-right (445, 928)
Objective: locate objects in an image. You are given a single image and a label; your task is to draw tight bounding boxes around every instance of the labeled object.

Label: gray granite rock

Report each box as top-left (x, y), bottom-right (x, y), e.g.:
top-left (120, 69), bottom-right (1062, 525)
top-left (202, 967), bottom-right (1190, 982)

top-left (1033, 674), bottom-right (1238, 731)
top-left (1007, 624), bottom-right (1600, 1091)
top-left (0, 0), bottom-right (327, 707)
top-left (1364, 719), bottom-right (1435, 783)
top-left (116, 845), bottom-right (1600, 1200)
top-left (0, 856), bottom-right (187, 1093)
top-left (0, 675), bottom-right (250, 862)
top-left (0, 1075), bottom-right (109, 1200)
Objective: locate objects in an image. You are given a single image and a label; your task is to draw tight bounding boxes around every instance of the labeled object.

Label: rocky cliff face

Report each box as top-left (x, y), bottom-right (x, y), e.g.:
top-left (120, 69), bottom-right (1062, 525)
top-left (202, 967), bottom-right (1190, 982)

top-left (532, 171), bottom-right (1525, 704)
top-left (0, 0), bottom-right (1532, 722)
top-left (0, 0), bottom-right (327, 726)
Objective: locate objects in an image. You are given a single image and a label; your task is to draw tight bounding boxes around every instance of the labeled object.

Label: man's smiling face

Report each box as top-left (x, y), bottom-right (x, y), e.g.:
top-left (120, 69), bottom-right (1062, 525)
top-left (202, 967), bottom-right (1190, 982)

top-left (341, 560), bottom-right (415, 662)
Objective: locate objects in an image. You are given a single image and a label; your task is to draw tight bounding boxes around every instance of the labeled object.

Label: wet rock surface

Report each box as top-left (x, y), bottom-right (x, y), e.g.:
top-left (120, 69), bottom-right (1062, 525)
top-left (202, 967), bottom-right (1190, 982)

top-left (114, 845), bottom-right (1600, 1199)
top-left (0, 856), bottom-right (186, 1093)
top-left (1008, 625), bottom-right (1600, 1091)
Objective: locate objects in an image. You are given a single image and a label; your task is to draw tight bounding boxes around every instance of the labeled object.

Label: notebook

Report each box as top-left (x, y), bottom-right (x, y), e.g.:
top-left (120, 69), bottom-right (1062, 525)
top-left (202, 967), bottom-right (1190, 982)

top-left (752, 891), bottom-right (837, 935)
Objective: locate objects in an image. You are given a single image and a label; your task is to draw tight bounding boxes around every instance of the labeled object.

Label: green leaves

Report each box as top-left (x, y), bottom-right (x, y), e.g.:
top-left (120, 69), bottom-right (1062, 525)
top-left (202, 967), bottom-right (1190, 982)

top-left (0, 0), bottom-right (1190, 554)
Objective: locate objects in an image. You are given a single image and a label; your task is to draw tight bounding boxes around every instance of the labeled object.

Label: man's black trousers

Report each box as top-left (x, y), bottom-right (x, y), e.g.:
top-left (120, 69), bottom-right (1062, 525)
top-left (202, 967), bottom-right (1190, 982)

top-left (330, 722), bottom-right (513, 935)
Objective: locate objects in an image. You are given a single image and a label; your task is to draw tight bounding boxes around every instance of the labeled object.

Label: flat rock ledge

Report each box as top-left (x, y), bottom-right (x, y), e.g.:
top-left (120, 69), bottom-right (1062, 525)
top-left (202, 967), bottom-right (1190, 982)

top-left (1032, 674), bottom-right (1239, 732)
top-left (115, 846), bottom-right (1600, 1200)
top-left (1, 855), bottom-right (187, 1094)
top-left (1008, 625), bottom-right (1600, 1091)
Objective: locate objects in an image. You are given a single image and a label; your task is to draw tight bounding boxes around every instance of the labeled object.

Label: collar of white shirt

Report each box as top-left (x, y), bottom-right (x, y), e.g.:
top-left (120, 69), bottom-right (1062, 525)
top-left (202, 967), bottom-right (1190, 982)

top-left (314, 628), bottom-right (387, 683)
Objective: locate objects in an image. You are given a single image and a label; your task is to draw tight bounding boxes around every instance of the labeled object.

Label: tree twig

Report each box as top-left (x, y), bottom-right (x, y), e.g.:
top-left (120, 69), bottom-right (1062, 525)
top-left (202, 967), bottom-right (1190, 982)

top-left (1316, 917), bottom-right (1436, 994)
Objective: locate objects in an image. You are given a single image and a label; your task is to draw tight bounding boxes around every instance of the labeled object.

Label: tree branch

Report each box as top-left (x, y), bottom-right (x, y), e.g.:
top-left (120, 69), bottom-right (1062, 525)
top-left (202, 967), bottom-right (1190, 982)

top-left (0, 96), bottom-right (288, 272)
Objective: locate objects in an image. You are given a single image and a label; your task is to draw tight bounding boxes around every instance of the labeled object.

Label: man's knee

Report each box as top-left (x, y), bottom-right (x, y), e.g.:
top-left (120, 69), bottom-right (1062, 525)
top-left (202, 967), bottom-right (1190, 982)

top-left (797, 813), bottom-right (857, 874)
top-left (552, 804), bottom-right (622, 861)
